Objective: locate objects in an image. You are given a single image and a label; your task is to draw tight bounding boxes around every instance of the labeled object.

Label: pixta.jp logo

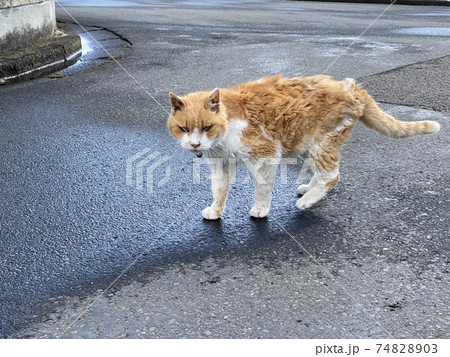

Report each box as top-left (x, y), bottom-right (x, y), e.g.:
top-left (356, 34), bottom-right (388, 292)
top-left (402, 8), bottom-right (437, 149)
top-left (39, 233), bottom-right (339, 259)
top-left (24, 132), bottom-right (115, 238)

top-left (126, 149), bottom-right (172, 194)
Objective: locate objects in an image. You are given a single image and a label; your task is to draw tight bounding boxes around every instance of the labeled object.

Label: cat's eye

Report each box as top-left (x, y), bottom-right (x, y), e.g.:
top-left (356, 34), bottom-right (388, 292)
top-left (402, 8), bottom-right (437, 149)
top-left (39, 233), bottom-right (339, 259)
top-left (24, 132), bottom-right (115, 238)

top-left (202, 126), bottom-right (211, 132)
top-left (179, 126), bottom-right (189, 133)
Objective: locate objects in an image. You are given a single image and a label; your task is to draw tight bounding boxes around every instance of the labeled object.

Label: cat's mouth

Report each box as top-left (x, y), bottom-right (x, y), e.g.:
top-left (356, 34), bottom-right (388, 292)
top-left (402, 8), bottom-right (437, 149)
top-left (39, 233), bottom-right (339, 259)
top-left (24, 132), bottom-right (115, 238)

top-left (187, 147), bottom-right (204, 157)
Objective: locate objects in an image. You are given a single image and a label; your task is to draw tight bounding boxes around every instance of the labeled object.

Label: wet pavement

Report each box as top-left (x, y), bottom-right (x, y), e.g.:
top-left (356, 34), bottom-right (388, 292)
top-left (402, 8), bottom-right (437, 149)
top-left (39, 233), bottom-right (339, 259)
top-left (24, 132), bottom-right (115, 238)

top-left (1, 0), bottom-right (449, 338)
top-left (26, 23), bottom-right (132, 84)
top-left (360, 55), bottom-right (450, 112)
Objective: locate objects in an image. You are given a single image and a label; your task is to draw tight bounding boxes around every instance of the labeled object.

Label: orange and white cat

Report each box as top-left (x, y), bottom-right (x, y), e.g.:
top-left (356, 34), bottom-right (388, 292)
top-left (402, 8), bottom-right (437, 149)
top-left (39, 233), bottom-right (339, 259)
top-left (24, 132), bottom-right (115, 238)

top-left (167, 75), bottom-right (440, 220)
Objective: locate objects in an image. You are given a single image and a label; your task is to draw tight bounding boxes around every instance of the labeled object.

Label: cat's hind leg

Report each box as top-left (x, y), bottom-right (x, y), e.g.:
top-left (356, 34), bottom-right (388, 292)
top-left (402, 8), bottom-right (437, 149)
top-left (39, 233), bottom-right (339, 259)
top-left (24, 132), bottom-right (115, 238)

top-left (296, 117), bottom-right (355, 210)
top-left (297, 174), bottom-right (317, 195)
top-left (296, 169), bottom-right (340, 210)
top-left (249, 159), bottom-right (278, 218)
top-left (295, 144), bottom-right (343, 210)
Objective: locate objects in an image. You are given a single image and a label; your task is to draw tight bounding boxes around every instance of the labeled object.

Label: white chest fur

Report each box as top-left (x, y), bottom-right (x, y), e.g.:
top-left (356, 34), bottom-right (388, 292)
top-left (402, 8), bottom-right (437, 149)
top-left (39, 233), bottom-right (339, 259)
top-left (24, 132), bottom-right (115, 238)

top-left (219, 119), bottom-right (249, 158)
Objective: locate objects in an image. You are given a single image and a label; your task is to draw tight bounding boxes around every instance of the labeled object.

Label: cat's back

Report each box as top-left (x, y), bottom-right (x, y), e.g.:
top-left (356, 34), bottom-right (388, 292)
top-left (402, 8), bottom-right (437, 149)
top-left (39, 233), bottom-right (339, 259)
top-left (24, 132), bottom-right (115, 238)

top-left (228, 75), bottom-right (363, 154)
top-left (232, 75), bottom-right (343, 126)
top-left (233, 74), bottom-right (344, 110)
top-left (234, 74), bottom-right (331, 97)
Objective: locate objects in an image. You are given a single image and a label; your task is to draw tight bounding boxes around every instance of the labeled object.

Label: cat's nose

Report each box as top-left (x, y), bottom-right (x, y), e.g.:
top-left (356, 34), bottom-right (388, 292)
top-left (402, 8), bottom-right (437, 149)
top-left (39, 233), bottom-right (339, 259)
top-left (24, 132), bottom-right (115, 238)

top-left (191, 142), bottom-right (200, 149)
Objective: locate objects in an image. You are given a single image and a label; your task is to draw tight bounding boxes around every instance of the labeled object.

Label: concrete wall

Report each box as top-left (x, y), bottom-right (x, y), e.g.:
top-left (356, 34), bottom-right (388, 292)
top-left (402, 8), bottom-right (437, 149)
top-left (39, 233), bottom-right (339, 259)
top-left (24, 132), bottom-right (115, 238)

top-left (0, 0), bottom-right (56, 53)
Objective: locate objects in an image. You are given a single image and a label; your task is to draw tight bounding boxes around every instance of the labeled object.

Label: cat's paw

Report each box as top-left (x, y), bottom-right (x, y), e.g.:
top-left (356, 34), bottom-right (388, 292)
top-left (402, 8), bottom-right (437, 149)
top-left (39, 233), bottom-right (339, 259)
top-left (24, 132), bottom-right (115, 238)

top-left (297, 184), bottom-right (310, 195)
top-left (249, 205), bottom-right (270, 218)
top-left (296, 196), bottom-right (315, 210)
top-left (202, 206), bottom-right (221, 220)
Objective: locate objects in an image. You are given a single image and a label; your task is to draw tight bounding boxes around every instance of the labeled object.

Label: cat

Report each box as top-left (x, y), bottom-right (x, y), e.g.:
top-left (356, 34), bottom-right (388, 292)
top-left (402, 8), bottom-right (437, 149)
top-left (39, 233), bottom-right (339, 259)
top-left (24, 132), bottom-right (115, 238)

top-left (167, 75), bottom-right (440, 220)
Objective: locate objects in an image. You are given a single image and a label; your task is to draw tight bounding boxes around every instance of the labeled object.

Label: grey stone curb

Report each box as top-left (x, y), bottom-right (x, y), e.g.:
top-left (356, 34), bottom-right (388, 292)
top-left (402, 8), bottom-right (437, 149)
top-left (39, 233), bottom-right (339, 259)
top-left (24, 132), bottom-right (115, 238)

top-left (291, 0), bottom-right (450, 6)
top-left (0, 22), bottom-right (81, 85)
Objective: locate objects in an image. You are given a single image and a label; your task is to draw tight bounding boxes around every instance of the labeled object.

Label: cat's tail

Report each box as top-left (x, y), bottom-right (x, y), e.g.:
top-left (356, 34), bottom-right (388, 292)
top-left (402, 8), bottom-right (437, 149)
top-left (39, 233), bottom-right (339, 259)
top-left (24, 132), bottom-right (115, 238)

top-left (356, 87), bottom-right (440, 138)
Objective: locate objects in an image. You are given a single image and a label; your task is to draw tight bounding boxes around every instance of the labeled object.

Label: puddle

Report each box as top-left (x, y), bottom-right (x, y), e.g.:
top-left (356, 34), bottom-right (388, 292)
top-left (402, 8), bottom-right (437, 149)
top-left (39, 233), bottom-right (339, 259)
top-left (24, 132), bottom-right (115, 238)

top-left (412, 11), bottom-right (450, 17)
top-left (56, 0), bottom-right (273, 9)
top-left (80, 32), bottom-right (95, 56)
top-left (250, 55), bottom-right (290, 73)
top-left (394, 27), bottom-right (450, 37)
top-left (57, 0), bottom-right (144, 6)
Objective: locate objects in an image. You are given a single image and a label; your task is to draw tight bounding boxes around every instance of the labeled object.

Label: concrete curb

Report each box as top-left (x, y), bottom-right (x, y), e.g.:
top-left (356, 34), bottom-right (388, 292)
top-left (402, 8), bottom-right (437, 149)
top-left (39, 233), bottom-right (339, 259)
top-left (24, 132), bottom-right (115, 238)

top-left (0, 22), bottom-right (81, 85)
top-left (291, 0), bottom-right (450, 6)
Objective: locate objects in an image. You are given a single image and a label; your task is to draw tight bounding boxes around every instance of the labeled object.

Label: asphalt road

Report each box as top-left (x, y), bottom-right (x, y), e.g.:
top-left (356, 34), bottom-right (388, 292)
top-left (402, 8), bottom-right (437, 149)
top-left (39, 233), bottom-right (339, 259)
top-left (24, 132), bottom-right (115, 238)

top-left (1, 1), bottom-right (449, 338)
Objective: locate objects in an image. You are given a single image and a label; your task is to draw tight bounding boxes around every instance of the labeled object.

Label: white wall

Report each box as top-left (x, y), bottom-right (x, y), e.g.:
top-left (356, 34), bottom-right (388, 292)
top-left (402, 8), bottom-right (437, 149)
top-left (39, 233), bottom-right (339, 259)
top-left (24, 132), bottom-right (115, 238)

top-left (0, 0), bottom-right (56, 53)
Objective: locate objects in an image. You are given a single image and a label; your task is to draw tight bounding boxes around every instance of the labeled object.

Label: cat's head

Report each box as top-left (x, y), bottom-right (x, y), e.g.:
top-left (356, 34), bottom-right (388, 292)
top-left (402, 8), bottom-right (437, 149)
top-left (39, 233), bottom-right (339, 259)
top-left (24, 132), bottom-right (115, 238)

top-left (167, 89), bottom-right (228, 155)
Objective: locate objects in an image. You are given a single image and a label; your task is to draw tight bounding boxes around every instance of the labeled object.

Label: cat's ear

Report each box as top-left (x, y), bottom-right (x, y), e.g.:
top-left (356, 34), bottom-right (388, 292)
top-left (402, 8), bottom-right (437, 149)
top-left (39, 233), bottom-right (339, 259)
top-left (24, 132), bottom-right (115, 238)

top-left (207, 88), bottom-right (220, 113)
top-left (169, 92), bottom-right (184, 112)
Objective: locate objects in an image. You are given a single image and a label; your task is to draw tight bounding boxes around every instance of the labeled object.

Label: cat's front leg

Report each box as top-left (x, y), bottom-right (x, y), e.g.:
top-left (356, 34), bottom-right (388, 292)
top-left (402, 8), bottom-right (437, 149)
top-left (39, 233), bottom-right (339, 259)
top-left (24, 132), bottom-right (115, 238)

top-left (202, 159), bottom-right (235, 220)
top-left (249, 161), bottom-right (277, 218)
